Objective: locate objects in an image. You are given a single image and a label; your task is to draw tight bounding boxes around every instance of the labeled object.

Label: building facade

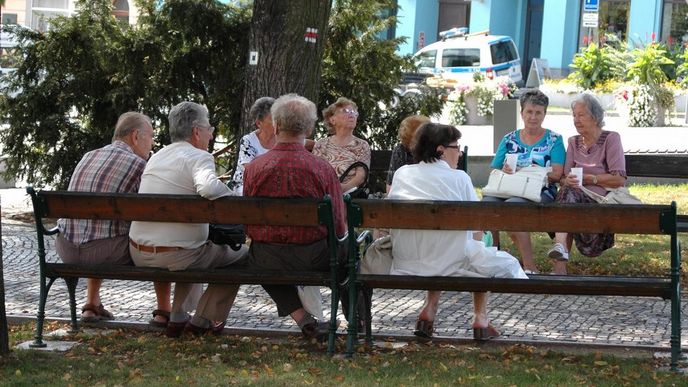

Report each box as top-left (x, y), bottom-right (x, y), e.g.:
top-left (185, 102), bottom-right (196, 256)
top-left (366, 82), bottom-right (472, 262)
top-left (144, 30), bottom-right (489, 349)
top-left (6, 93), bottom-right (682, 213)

top-left (1, 0), bottom-right (139, 31)
top-left (395, 0), bottom-right (688, 78)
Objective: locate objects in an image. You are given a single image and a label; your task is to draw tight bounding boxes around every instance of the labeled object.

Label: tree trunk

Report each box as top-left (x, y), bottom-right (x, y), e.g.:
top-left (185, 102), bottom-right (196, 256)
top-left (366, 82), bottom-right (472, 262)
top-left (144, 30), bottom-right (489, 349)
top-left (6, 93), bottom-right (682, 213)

top-left (0, 199), bottom-right (9, 356)
top-left (240, 0), bottom-right (332, 134)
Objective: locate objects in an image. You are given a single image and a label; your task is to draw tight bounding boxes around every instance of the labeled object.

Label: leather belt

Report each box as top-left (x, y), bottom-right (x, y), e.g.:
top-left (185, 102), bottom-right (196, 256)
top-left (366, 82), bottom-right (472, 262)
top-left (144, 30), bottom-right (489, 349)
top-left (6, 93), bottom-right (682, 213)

top-left (129, 239), bottom-right (183, 254)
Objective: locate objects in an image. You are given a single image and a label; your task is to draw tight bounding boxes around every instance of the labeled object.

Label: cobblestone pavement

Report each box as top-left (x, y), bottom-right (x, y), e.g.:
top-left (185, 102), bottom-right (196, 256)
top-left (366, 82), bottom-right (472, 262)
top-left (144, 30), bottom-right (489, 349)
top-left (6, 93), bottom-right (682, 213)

top-left (3, 220), bottom-right (687, 349)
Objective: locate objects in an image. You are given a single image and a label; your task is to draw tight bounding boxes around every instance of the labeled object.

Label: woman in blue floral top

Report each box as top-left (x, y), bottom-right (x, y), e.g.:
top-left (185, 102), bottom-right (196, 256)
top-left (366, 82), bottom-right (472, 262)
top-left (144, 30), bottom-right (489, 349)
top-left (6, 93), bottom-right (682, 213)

top-left (482, 89), bottom-right (565, 274)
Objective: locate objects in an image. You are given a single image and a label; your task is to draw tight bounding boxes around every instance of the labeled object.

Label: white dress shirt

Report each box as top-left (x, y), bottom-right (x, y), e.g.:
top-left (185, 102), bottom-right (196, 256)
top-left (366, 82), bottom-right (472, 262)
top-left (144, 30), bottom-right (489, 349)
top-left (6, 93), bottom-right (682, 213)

top-left (387, 160), bottom-right (526, 279)
top-left (129, 141), bottom-right (233, 249)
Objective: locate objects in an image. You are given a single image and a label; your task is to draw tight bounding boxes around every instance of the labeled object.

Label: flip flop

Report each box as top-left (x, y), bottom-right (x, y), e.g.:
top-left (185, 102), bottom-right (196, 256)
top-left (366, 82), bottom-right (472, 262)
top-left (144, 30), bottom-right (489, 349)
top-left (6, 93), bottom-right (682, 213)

top-left (473, 323), bottom-right (500, 341)
top-left (413, 319), bottom-right (434, 338)
top-left (149, 309), bottom-right (170, 328)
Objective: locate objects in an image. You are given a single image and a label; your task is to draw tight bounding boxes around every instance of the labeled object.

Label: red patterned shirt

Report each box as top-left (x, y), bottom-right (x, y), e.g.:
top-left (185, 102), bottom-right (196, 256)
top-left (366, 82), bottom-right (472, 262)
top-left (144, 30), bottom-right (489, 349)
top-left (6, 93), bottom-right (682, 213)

top-left (57, 141), bottom-right (146, 244)
top-left (244, 142), bottom-right (346, 244)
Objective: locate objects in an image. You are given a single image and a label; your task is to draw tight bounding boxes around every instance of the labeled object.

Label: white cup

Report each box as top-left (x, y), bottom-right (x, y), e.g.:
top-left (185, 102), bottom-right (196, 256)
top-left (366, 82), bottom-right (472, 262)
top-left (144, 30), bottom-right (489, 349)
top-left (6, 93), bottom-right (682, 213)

top-left (504, 154), bottom-right (518, 172)
top-left (570, 167), bottom-right (583, 186)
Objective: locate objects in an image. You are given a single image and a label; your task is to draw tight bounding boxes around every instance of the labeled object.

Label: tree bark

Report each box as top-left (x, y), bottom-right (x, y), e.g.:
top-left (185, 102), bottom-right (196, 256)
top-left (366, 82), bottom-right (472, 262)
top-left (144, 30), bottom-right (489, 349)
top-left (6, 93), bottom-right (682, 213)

top-left (240, 0), bottom-right (332, 134)
top-left (0, 199), bottom-right (9, 356)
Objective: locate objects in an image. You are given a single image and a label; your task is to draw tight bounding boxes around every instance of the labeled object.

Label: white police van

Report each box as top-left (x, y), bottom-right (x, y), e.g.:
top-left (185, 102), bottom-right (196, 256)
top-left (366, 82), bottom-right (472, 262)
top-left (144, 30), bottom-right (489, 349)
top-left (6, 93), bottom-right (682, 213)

top-left (414, 28), bottom-right (522, 85)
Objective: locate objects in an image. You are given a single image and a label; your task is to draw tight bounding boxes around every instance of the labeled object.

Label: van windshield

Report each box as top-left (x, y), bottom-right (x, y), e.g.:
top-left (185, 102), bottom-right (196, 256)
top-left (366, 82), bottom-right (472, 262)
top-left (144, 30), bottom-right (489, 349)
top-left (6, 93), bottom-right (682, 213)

top-left (416, 50), bottom-right (436, 68)
top-left (441, 48), bottom-right (480, 67)
top-left (490, 41), bottom-right (518, 65)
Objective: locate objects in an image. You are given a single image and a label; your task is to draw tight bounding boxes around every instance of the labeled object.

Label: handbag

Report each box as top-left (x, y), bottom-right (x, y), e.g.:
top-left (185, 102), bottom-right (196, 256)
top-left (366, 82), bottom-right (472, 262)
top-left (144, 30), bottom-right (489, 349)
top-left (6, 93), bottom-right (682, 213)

top-left (580, 186), bottom-right (642, 204)
top-left (361, 235), bottom-right (393, 274)
top-left (482, 165), bottom-right (548, 202)
top-left (340, 161), bottom-right (369, 199)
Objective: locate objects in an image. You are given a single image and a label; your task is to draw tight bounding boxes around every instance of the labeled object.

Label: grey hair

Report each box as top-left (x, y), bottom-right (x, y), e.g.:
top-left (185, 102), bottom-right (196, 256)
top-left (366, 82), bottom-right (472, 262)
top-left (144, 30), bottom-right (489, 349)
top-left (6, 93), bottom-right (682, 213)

top-left (270, 93), bottom-right (317, 135)
top-left (168, 101), bottom-right (209, 142)
top-left (571, 93), bottom-right (605, 128)
top-left (113, 112), bottom-right (152, 142)
top-left (249, 97), bottom-right (275, 125)
top-left (519, 89), bottom-right (549, 112)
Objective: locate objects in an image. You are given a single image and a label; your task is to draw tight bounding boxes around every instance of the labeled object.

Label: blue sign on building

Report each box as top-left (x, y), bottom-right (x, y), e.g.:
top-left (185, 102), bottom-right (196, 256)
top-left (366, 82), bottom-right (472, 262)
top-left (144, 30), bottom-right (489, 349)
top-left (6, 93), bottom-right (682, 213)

top-left (584, 0), bottom-right (599, 12)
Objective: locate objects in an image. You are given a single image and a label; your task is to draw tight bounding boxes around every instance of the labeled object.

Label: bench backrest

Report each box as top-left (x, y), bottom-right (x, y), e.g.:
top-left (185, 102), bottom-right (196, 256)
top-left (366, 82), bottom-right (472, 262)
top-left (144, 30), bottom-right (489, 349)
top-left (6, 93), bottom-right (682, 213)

top-left (30, 189), bottom-right (332, 226)
top-left (347, 199), bottom-right (677, 235)
top-left (625, 154), bottom-right (688, 179)
top-left (27, 188), bottom-right (340, 268)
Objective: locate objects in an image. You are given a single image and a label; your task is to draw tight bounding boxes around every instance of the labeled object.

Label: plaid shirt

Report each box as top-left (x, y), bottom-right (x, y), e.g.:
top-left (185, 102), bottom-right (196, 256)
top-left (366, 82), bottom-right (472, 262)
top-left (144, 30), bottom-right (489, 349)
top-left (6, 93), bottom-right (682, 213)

top-left (58, 141), bottom-right (146, 244)
top-left (244, 142), bottom-right (346, 244)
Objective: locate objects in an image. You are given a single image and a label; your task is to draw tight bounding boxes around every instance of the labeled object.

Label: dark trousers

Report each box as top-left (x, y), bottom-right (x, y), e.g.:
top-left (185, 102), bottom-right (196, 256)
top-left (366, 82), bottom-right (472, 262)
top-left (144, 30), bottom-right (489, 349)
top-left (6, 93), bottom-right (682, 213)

top-left (249, 240), bottom-right (332, 317)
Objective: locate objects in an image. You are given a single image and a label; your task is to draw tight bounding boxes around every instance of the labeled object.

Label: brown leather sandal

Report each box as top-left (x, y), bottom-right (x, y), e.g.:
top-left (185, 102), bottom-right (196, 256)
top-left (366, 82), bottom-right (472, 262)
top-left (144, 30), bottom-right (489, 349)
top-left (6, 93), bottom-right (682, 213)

top-left (473, 324), bottom-right (500, 341)
top-left (413, 319), bottom-right (434, 338)
top-left (149, 309), bottom-right (170, 328)
top-left (81, 303), bottom-right (114, 323)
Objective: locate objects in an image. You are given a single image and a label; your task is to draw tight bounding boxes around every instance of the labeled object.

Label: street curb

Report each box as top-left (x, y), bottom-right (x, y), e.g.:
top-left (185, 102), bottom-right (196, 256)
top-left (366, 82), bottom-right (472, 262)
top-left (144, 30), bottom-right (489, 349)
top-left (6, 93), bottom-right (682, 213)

top-left (7, 314), bottom-right (673, 355)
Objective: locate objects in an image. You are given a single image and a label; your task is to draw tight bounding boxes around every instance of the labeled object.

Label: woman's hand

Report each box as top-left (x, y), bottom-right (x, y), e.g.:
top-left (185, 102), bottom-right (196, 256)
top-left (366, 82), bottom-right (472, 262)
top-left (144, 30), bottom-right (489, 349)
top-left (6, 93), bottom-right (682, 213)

top-left (562, 172), bottom-right (580, 187)
top-left (501, 163), bottom-right (514, 174)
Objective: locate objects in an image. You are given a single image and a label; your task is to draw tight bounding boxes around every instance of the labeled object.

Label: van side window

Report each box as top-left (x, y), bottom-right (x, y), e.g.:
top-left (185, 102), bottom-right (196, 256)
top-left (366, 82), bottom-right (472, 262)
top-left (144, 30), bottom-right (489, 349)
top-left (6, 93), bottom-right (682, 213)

top-left (416, 50), bottom-right (437, 68)
top-left (442, 48), bottom-right (480, 67)
top-left (490, 41), bottom-right (518, 65)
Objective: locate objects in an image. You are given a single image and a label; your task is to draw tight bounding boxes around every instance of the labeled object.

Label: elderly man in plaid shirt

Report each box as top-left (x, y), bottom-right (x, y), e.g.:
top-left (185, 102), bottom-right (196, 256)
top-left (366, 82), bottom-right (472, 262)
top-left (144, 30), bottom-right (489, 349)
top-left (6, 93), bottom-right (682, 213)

top-left (56, 112), bottom-right (170, 325)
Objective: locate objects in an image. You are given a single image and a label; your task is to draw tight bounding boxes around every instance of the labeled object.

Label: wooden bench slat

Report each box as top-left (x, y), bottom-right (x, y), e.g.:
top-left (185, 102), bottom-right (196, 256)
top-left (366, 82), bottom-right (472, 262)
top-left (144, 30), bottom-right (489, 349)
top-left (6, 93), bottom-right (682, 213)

top-left (352, 200), bottom-right (673, 234)
top-left (38, 191), bottom-right (321, 225)
top-left (625, 155), bottom-right (688, 179)
top-left (358, 274), bottom-right (671, 299)
top-left (45, 263), bottom-right (332, 287)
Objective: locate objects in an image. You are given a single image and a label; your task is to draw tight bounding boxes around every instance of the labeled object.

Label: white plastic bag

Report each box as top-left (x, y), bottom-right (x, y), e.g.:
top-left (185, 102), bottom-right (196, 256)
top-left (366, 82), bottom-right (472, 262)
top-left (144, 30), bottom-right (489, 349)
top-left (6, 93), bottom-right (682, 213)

top-left (361, 235), bottom-right (393, 275)
top-left (465, 239), bottom-right (528, 279)
top-left (297, 286), bottom-right (324, 320)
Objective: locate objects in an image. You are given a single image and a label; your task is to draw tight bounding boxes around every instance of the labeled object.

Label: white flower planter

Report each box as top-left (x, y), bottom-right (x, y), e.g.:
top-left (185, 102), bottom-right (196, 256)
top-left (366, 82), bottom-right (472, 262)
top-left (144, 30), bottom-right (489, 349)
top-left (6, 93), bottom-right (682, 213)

top-left (464, 95), bottom-right (491, 125)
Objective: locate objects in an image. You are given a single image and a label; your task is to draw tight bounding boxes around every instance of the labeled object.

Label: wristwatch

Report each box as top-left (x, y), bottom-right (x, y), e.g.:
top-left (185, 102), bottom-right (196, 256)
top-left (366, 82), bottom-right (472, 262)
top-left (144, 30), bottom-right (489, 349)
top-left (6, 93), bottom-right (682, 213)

top-left (592, 175), bottom-right (598, 185)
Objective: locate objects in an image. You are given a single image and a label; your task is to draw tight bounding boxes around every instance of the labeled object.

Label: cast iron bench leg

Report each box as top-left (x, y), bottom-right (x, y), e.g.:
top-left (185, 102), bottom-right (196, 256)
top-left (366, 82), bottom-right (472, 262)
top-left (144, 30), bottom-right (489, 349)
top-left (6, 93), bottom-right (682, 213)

top-left (29, 275), bottom-right (56, 348)
top-left (65, 277), bottom-right (79, 333)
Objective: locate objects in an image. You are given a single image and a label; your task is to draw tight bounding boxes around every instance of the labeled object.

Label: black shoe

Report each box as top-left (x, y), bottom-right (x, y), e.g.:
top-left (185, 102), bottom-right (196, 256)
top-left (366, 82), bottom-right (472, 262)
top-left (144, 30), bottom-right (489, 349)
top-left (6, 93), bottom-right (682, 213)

top-left (301, 321), bottom-right (329, 342)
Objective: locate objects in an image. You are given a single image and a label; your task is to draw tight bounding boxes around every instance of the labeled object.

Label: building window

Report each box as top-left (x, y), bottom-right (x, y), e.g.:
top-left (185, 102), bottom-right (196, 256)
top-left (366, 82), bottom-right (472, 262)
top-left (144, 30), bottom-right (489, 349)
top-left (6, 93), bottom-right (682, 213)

top-left (662, 0), bottom-right (688, 47)
top-left (113, 0), bottom-right (130, 25)
top-left (1, 13), bottom-right (18, 25)
top-left (31, 0), bottom-right (71, 32)
top-left (578, 0), bottom-right (630, 48)
top-left (32, 0), bottom-right (69, 8)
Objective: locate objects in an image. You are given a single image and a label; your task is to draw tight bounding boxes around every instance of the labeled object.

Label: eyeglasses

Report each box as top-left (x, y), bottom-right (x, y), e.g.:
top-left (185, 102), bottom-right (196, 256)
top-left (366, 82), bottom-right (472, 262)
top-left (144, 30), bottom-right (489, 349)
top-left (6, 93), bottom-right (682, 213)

top-left (341, 107), bottom-right (359, 116)
top-left (197, 124), bottom-right (215, 134)
top-left (444, 144), bottom-right (460, 149)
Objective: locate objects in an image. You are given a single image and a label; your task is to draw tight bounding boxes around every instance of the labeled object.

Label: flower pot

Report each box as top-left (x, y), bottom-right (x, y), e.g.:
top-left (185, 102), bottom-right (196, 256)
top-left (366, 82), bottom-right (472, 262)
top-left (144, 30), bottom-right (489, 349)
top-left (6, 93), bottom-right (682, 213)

top-left (464, 95), bottom-right (492, 125)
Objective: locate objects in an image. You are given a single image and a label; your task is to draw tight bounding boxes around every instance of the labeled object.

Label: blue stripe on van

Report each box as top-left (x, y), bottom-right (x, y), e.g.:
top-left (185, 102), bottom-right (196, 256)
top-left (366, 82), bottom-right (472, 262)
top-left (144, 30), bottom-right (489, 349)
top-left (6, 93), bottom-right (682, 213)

top-left (442, 60), bottom-right (519, 73)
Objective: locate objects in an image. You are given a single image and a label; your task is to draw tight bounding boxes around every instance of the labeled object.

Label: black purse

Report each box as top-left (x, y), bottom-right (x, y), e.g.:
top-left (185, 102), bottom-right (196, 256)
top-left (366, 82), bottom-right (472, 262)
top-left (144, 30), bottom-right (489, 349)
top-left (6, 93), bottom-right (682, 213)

top-left (339, 161), bottom-right (369, 199)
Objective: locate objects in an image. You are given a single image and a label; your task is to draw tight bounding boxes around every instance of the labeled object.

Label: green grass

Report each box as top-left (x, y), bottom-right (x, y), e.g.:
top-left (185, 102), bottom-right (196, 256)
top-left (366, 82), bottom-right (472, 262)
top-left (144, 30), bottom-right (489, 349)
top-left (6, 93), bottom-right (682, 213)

top-left (1, 322), bottom-right (685, 386)
top-left (481, 183), bottom-right (688, 277)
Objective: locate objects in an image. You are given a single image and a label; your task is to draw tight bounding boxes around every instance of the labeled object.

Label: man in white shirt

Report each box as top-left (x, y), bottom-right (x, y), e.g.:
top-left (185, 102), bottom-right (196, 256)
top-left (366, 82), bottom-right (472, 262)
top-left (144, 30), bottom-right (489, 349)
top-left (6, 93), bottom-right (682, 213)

top-left (129, 101), bottom-right (247, 337)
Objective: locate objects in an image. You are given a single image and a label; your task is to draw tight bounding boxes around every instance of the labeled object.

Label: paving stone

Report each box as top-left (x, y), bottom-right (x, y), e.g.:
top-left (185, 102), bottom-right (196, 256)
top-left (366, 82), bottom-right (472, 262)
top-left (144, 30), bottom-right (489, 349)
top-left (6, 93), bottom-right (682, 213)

top-left (3, 221), bottom-right (688, 349)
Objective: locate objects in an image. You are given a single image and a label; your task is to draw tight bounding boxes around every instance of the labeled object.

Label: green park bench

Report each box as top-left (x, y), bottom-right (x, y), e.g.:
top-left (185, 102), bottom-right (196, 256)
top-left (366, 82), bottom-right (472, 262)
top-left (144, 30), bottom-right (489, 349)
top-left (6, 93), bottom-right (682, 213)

top-left (342, 197), bottom-right (683, 370)
top-left (26, 187), bottom-right (347, 355)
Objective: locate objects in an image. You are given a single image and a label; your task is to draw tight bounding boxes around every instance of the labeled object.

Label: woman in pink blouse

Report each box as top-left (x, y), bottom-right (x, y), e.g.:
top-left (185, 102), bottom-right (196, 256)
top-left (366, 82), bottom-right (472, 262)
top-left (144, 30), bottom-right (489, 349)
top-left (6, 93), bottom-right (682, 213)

top-left (313, 97), bottom-right (371, 194)
top-left (548, 93), bottom-right (627, 275)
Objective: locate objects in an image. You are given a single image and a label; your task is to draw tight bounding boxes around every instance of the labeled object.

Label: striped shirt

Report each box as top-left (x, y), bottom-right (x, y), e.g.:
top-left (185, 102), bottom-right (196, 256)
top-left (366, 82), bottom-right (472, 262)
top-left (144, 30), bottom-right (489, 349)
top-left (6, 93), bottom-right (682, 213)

top-left (57, 141), bottom-right (146, 244)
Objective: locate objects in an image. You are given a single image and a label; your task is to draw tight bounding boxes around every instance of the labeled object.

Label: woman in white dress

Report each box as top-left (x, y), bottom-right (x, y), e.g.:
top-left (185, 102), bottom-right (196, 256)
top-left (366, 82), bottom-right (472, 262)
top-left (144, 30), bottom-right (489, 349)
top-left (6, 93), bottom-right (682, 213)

top-left (388, 123), bottom-right (527, 340)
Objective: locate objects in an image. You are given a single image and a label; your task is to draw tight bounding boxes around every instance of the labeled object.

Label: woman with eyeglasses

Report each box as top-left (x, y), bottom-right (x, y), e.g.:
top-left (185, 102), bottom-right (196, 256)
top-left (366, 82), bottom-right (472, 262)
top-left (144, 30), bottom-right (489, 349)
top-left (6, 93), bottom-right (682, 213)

top-left (228, 97), bottom-right (276, 195)
top-left (313, 97), bottom-right (371, 194)
top-left (388, 123), bottom-right (526, 341)
top-left (482, 89), bottom-right (565, 274)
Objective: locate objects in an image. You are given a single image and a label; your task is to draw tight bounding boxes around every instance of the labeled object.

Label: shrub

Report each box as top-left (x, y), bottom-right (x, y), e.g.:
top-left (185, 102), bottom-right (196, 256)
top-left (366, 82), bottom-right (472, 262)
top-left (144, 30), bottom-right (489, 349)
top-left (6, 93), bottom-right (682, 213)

top-left (568, 43), bottom-right (625, 90)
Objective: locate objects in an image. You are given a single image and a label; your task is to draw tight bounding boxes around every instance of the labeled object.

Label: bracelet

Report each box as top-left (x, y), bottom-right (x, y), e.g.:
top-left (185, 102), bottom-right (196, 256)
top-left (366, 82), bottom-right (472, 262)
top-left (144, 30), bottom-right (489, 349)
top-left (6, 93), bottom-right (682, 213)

top-left (592, 175), bottom-right (598, 185)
